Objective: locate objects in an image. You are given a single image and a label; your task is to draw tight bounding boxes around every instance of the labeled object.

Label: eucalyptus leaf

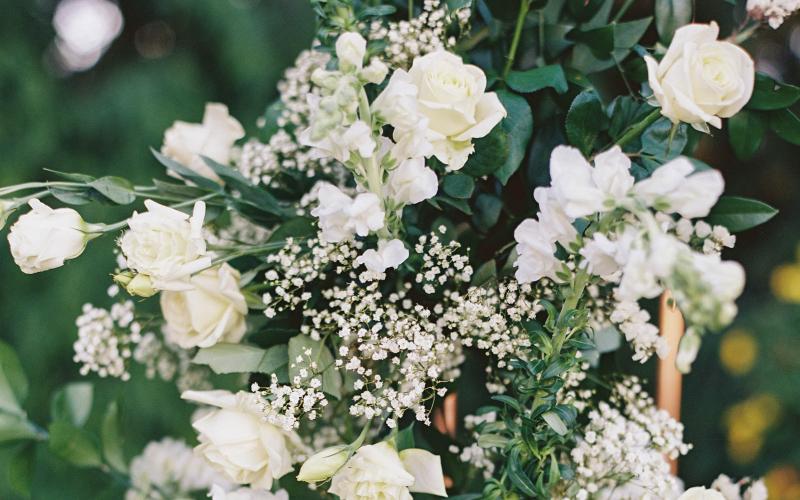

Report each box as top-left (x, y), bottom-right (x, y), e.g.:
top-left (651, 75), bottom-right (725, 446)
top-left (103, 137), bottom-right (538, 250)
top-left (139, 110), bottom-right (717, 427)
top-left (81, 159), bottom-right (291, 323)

top-left (50, 382), bottom-right (93, 427)
top-left (101, 401), bottom-right (127, 473)
top-left (150, 148), bottom-right (222, 192)
top-left (506, 65), bottom-right (568, 94)
top-left (442, 173), bottom-right (475, 199)
top-left (472, 194), bottom-right (503, 232)
top-left (706, 196), bottom-right (778, 233)
top-left (48, 421), bottom-right (103, 468)
top-left (193, 343), bottom-right (289, 381)
top-left (89, 176), bottom-right (136, 205)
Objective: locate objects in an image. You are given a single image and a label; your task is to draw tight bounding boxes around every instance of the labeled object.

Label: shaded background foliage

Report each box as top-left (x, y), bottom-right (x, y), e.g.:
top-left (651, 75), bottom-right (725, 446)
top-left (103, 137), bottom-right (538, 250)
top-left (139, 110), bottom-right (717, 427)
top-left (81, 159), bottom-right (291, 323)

top-left (0, 0), bottom-right (798, 498)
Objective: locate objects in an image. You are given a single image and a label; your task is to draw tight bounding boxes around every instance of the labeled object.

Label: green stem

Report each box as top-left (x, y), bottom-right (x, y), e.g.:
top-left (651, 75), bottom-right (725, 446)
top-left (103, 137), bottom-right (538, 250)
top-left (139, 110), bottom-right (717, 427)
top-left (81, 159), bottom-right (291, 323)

top-left (502, 0), bottom-right (531, 80)
top-left (357, 88), bottom-right (391, 239)
top-left (0, 181), bottom-right (82, 197)
top-left (408, 0), bottom-right (413, 20)
top-left (615, 108), bottom-right (661, 148)
top-left (611, 0), bottom-right (636, 23)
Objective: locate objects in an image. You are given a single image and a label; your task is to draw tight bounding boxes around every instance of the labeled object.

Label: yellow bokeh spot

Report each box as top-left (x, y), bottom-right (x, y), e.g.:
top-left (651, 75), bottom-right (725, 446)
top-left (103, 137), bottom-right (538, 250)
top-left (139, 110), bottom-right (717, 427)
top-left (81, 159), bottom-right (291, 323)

top-left (719, 329), bottom-right (758, 376)
top-left (770, 264), bottom-right (800, 303)
top-left (765, 465), bottom-right (800, 500)
top-left (724, 394), bottom-right (781, 465)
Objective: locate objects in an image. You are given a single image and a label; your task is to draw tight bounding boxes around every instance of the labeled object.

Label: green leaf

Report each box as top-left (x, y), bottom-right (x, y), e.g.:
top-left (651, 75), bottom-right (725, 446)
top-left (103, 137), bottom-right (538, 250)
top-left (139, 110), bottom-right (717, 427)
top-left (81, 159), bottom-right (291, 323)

top-left (43, 169), bottom-right (95, 183)
top-left (471, 260), bottom-right (497, 287)
top-left (476, 433), bottom-right (509, 449)
top-left (769, 109), bottom-right (800, 145)
top-left (50, 382), bottom-right (93, 427)
top-left (268, 217), bottom-right (316, 242)
top-left (491, 395), bottom-right (522, 412)
top-left (567, 0), bottom-right (608, 22)
top-left (48, 188), bottom-right (93, 206)
top-left (462, 126), bottom-right (509, 178)
top-left (607, 97), bottom-right (655, 139)
top-left (507, 449), bottom-right (538, 497)
top-left (193, 343), bottom-right (289, 380)
top-left (568, 25), bottom-right (615, 57)
top-left (395, 423), bottom-right (416, 451)
top-left (655, 0), bottom-right (692, 43)
top-left (89, 176), bottom-right (136, 205)
top-left (494, 90), bottom-right (533, 184)
top-left (201, 156), bottom-right (287, 217)
top-left (565, 90), bottom-right (607, 156)
top-left (472, 194), bottom-right (503, 232)
top-left (101, 402), bottom-right (127, 473)
top-left (0, 414), bottom-right (41, 444)
top-left (728, 110), bottom-right (766, 160)
top-left (150, 148), bottom-right (222, 192)
top-left (641, 118), bottom-right (687, 161)
top-left (447, 0), bottom-right (472, 9)
top-left (0, 340), bottom-right (28, 416)
top-left (542, 411), bottom-right (568, 436)
top-left (613, 17), bottom-right (652, 49)
top-left (442, 173), bottom-right (475, 199)
top-left (48, 421), bottom-right (102, 468)
top-left (747, 73), bottom-right (800, 111)
top-left (506, 65), bottom-right (568, 94)
top-left (706, 196), bottom-right (778, 233)
top-left (288, 335), bottom-right (342, 399)
top-left (9, 444), bottom-right (35, 497)
top-left (437, 196), bottom-right (473, 215)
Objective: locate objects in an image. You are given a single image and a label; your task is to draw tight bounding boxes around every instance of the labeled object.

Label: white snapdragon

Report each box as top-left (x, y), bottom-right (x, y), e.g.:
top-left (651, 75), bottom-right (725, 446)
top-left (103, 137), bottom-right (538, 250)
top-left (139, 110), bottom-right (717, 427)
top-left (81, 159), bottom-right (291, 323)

top-left (644, 22), bottom-right (754, 132)
top-left (7, 199), bottom-right (93, 274)
top-left (160, 263), bottom-right (248, 349)
top-left (208, 485), bottom-right (288, 500)
top-left (634, 158), bottom-right (724, 218)
top-left (120, 200), bottom-right (210, 291)
top-left (346, 192), bottom-right (385, 236)
top-left (386, 157), bottom-right (439, 205)
top-left (356, 239), bottom-right (409, 273)
top-left (513, 219), bottom-right (561, 283)
top-left (533, 187), bottom-right (577, 247)
top-left (329, 442), bottom-right (447, 500)
top-left (336, 32), bottom-right (367, 71)
top-left (372, 70), bottom-right (434, 162)
top-left (311, 183), bottom-right (356, 243)
top-left (579, 233), bottom-right (621, 278)
top-left (182, 390), bottom-right (303, 490)
top-left (300, 119), bottom-right (376, 164)
top-left (162, 103), bottom-right (245, 182)
top-left (747, 0), bottom-right (800, 28)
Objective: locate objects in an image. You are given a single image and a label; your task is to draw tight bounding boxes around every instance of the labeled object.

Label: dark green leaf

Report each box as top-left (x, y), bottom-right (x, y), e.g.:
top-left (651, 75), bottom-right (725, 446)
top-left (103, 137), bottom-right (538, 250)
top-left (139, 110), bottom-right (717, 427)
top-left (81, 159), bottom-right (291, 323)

top-left (268, 217), bottom-right (316, 243)
top-left (613, 18), bottom-right (652, 49)
top-left (491, 395), bottom-right (522, 412)
top-left (150, 148), bottom-right (222, 192)
top-left (395, 423), bottom-right (416, 451)
top-left (43, 169), bottom-right (94, 183)
top-left (0, 414), bottom-right (40, 444)
top-left (706, 196), bottom-right (778, 233)
top-left (437, 196), bottom-right (473, 215)
top-left (567, 0), bottom-right (608, 22)
top-left (568, 26), bottom-right (615, 57)
top-left (728, 110), bottom-right (766, 160)
top-left (8, 443), bottom-right (35, 497)
top-left (507, 449), bottom-right (538, 497)
top-left (89, 176), bottom-right (136, 205)
top-left (50, 382), bottom-right (93, 427)
top-left (655, 0), bottom-right (692, 43)
top-left (193, 343), bottom-right (289, 381)
top-left (769, 108), bottom-right (800, 145)
top-left (471, 260), bottom-right (497, 287)
top-left (442, 173), bottom-right (475, 199)
top-left (201, 156), bottom-right (287, 217)
top-left (494, 90), bottom-right (534, 184)
top-left (447, 0), bottom-right (472, 9)
top-left (101, 402), bottom-right (127, 473)
top-left (462, 126), bottom-right (509, 177)
top-left (0, 340), bottom-right (28, 416)
top-left (641, 118), bottom-right (687, 161)
top-left (565, 90), bottom-right (607, 155)
top-left (48, 421), bottom-right (102, 468)
top-left (506, 65), bottom-right (568, 94)
top-left (607, 97), bottom-right (655, 139)
top-left (747, 73), bottom-right (800, 111)
top-left (472, 194), bottom-right (503, 231)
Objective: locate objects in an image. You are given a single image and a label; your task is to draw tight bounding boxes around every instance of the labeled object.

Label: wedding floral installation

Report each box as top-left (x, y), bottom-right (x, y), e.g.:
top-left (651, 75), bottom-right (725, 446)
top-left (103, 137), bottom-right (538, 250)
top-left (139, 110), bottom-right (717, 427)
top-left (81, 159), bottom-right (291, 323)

top-left (2, 0), bottom-right (798, 498)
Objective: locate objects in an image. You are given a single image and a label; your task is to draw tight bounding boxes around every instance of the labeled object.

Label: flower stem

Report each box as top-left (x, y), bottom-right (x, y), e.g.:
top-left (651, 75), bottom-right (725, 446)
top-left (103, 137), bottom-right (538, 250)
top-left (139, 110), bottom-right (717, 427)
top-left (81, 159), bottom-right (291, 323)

top-left (408, 0), bottom-right (413, 21)
top-left (502, 0), bottom-right (531, 80)
top-left (615, 108), bottom-right (662, 148)
top-left (611, 0), bottom-right (636, 23)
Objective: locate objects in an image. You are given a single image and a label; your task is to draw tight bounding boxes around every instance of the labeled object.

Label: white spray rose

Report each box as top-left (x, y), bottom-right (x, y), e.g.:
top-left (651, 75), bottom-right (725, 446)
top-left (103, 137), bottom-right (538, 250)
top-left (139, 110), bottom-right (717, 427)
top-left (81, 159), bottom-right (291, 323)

top-left (356, 239), bottom-right (409, 273)
top-left (678, 486), bottom-right (727, 500)
top-left (182, 390), bottom-right (303, 490)
top-left (209, 484), bottom-right (288, 500)
top-left (7, 199), bottom-right (91, 274)
top-left (336, 32), bottom-right (367, 71)
top-left (329, 442), bottom-right (447, 500)
top-left (161, 263), bottom-right (248, 349)
top-left (645, 22), bottom-right (754, 132)
top-left (120, 200), bottom-right (210, 291)
top-left (162, 103), bottom-right (245, 182)
top-left (387, 157), bottom-right (439, 205)
top-left (296, 444), bottom-right (351, 483)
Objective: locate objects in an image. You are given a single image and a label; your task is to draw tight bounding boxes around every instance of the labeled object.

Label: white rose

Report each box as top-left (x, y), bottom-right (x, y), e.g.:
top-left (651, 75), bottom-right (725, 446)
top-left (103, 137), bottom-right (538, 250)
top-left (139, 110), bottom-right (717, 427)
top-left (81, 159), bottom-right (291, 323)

top-left (549, 145), bottom-right (634, 218)
top-left (387, 157), bottom-right (439, 205)
top-left (373, 70), bottom-right (435, 162)
top-left (7, 199), bottom-right (91, 274)
top-left (120, 200), bottom-right (210, 290)
top-left (162, 103), bottom-right (245, 182)
top-left (344, 192), bottom-right (385, 236)
top-left (678, 486), bottom-right (726, 500)
top-left (336, 32), bottom-right (367, 71)
top-left (356, 239), bottom-right (409, 273)
top-left (161, 263), bottom-right (248, 349)
top-left (182, 390), bottom-right (303, 490)
top-left (329, 442), bottom-right (447, 500)
top-left (296, 444), bottom-right (351, 483)
top-left (645, 22), bottom-right (754, 132)
top-left (209, 484), bottom-right (288, 500)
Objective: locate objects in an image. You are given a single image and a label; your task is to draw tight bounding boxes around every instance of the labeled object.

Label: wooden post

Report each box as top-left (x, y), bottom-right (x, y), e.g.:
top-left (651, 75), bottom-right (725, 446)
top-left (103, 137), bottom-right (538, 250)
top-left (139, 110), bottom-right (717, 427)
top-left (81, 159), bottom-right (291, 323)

top-left (657, 291), bottom-right (685, 475)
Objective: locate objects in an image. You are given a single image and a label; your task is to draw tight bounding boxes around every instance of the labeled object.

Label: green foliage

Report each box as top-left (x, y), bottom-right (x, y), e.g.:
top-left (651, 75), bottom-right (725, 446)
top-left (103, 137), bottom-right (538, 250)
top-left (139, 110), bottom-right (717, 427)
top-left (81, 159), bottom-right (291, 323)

top-left (48, 422), bottom-right (102, 468)
top-left (288, 335), bottom-right (342, 399)
top-left (506, 65), bottom-right (568, 94)
top-left (100, 402), bottom-right (127, 474)
top-left (655, 0), bottom-right (692, 43)
top-left (566, 90), bottom-right (607, 156)
top-left (50, 383), bottom-right (93, 427)
top-left (706, 196), bottom-right (779, 233)
top-left (769, 109), bottom-right (800, 146)
top-left (729, 111), bottom-right (766, 160)
top-left (443, 173), bottom-right (476, 199)
top-left (193, 343), bottom-right (289, 380)
top-left (747, 73), bottom-right (800, 111)
top-left (494, 91), bottom-right (534, 185)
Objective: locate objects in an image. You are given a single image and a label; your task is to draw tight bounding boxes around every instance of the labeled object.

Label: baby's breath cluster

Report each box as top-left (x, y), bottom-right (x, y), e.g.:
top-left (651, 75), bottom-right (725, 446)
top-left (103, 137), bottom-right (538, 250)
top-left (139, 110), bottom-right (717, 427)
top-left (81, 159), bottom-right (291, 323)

top-left (413, 228), bottom-right (473, 293)
top-left (132, 331), bottom-right (212, 392)
top-left (73, 300), bottom-right (139, 380)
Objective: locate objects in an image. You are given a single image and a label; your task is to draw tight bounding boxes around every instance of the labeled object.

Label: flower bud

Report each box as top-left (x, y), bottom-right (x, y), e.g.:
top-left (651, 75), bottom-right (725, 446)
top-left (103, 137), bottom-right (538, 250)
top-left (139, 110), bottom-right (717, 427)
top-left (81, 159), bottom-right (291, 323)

top-left (335, 32), bottom-right (367, 71)
top-left (297, 444), bottom-right (351, 483)
top-left (360, 58), bottom-right (389, 84)
top-left (126, 273), bottom-right (157, 298)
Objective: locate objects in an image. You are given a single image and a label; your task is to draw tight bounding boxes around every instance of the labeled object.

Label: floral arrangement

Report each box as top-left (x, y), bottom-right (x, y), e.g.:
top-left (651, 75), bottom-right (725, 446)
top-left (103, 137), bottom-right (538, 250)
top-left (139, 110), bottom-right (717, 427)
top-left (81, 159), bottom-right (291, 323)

top-left (2, 0), bottom-right (798, 499)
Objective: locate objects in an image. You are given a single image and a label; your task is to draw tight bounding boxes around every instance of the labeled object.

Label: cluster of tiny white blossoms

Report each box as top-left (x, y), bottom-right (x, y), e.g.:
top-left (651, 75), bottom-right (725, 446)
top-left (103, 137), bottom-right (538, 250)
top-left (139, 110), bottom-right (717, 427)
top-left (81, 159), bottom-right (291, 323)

top-left (125, 437), bottom-right (230, 500)
top-left (556, 357), bottom-right (593, 413)
top-left (132, 331), bottom-right (212, 392)
top-left (368, 0), bottom-right (471, 68)
top-left (562, 377), bottom-right (691, 500)
top-left (239, 49), bottom-right (342, 185)
top-left (449, 412), bottom-right (499, 480)
top-left (747, 0), bottom-right (800, 28)
top-left (206, 212), bottom-right (271, 246)
top-left (73, 299), bottom-right (139, 380)
top-left (514, 146), bottom-right (745, 371)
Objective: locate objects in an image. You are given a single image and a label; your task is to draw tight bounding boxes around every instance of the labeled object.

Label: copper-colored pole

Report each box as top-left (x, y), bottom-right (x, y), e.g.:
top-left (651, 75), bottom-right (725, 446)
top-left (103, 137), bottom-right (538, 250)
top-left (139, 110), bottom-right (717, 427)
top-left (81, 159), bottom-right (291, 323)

top-left (657, 291), bottom-right (685, 475)
top-left (433, 392), bottom-right (458, 438)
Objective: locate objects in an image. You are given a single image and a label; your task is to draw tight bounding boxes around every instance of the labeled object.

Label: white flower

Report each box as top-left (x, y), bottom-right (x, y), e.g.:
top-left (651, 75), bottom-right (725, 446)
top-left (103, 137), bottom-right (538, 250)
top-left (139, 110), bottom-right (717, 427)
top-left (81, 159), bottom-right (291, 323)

top-left (678, 486), bottom-right (727, 500)
top-left (747, 0), bottom-right (800, 29)
top-left (387, 157), bottom-right (439, 205)
top-left (208, 484), bottom-right (288, 500)
top-left (182, 390), bottom-right (303, 490)
top-left (744, 479), bottom-right (768, 500)
top-left (126, 437), bottom-right (230, 500)
top-left (361, 58), bottom-right (389, 84)
top-left (634, 157), bottom-right (724, 218)
top-left (300, 120), bottom-right (376, 164)
top-left (513, 219), bottom-right (560, 283)
top-left (710, 474), bottom-right (742, 500)
top-left (311, 183), bottom-right (355, 243)
top-left (533, 187), bottom-right (577, 247)
top-left (7, 199), bottom-right (91, 274)
top-left (161, 263), bottom-right (248, 349)
top-left (336, 32), bottom-right (367, 71)
top-left (580, 233), bottom-right (621, 278)
top-left (372, 70), bottom-right (434, 162)
top-left (345, 192), bottom-right (385, 236)
top-left (644, 22), bottom-right (754, 132)
top-left (549, 145), bottom-right (634, 218)
top-left (120, 200), bottom-right (210, 291)
top-left (296, 444), bottom-right (351, 483)
top-left (162, 103), bottom-right (245, 182)
top-left (356, 239), bottom-right (409, 273)
top-left (329, 442), bottom-right (447, 500)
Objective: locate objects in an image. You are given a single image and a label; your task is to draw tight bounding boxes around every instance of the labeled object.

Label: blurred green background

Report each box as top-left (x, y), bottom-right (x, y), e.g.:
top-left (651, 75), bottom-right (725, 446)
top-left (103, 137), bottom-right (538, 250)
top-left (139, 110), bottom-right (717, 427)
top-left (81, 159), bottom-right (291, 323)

top-left (0, 0), bottom-right (798, 498)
